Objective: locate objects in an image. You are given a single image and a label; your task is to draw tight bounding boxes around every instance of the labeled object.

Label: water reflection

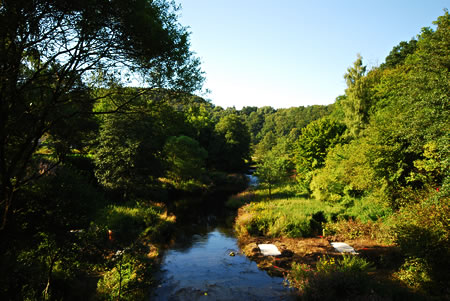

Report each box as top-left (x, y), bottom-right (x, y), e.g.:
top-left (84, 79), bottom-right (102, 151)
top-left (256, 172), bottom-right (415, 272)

top-left (151, 225), bottom-right (295, 301)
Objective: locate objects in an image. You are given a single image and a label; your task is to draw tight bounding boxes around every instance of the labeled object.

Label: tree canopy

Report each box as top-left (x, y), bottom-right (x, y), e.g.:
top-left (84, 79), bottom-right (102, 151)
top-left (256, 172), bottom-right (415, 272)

top-left (0, 0), bottom-right (204, 229)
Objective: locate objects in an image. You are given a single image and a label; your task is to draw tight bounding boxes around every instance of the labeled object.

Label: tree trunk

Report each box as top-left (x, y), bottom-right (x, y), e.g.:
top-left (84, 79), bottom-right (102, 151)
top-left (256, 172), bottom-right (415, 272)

top-left (0, 185), bottom-right (13, 231)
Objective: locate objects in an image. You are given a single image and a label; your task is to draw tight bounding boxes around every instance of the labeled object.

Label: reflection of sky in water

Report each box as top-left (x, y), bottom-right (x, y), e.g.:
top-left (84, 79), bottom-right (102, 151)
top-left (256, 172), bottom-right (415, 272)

top-left (151, 229), bottom-right (295, 301)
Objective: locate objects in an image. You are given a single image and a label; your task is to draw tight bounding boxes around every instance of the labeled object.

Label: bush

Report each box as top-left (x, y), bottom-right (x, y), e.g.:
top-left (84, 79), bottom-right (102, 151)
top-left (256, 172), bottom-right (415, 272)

top-left (101, 204), bottom-right (169, 245)
top-left (323, 218), bottom-right (392, 242)
top-left (393, 190), bottom-right (449, 293)
top-left (288, 255), bottom-right (375, 300)
top-left (395, 258), bottom-right (432, 290)
top-left (97, 252), bottom-right (152, 301)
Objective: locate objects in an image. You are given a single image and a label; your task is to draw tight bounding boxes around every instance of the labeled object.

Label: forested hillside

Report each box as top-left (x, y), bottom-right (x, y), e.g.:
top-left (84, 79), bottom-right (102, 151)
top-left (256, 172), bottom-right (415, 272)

top-left (234, 11), bottom-right (449, 299)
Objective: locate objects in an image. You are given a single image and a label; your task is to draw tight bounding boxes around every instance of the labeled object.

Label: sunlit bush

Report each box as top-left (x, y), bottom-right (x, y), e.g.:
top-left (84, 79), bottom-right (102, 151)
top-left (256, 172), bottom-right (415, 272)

top-left (393, 189), bottom-right (449, 293)
top-left (97, 252), bottom-right (151, 301)
top-left (288, 255), bottom-right (375, 300)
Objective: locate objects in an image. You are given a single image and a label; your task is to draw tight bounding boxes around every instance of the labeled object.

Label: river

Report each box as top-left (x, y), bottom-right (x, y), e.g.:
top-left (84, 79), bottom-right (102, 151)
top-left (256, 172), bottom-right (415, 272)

top-left (150, 212), bottom-right (296, 300)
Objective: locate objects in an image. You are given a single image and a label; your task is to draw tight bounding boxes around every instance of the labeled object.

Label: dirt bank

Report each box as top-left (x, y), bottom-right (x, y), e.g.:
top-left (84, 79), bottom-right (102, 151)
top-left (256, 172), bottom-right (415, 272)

top-left (238, 235), bottom-right (402, 279)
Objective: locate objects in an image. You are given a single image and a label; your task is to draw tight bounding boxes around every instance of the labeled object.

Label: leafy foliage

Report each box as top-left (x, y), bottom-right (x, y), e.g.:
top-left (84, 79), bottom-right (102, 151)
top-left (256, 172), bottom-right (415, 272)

top-left (393, 190), bottom-right (450, 292)
top-left (0, 0), bottom-right (204, 229)
top-left (164, 135), bottom-right (208, 184)
top-left (295, 118), bottom-right (346, 194)
top-left (289, 255), bottom-right (375, 300)
top-left (209, 114), bottom-right (251, 171)
top-left (255, 150), bottom-right (292, 198)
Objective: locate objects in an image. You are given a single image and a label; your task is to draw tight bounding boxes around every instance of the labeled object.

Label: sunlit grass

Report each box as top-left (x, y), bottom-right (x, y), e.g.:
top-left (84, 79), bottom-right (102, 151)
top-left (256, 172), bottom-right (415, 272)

top-left (235, 197), bottom-right (346, 238)
top-left (231, 180), bottom-right (393, 239)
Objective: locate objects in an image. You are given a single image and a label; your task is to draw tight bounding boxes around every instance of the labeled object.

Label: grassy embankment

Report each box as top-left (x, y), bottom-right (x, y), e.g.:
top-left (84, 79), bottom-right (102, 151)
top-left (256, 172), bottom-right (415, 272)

top-left (229, 182), bottom-right (435, 300)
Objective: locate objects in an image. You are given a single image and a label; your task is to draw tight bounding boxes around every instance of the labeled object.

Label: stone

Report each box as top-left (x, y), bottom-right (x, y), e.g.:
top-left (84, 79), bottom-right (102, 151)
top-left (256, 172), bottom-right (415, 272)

top-left (258, 244), bottom-right (281, 256)
top-left (330, 242), bottom-right (358, 254)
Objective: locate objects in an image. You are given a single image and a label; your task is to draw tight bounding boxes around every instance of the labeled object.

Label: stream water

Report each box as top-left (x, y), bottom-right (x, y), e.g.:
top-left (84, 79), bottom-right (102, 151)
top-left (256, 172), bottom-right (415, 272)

top-left (150, 214), bottom-right (296, 300)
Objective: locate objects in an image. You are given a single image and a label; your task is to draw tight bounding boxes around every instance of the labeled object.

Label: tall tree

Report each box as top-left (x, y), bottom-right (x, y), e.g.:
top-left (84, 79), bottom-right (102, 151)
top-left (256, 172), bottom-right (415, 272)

top-left (341, 55), bottom-right (381, 137)
top-left (0, 0), bottom-right (204, 229)
top-left (343, 53), bottom-right (367, 88)
top-left (381, 39), bottom-right (418, 69)
top-left (209, 114), bottom-right (251, 172)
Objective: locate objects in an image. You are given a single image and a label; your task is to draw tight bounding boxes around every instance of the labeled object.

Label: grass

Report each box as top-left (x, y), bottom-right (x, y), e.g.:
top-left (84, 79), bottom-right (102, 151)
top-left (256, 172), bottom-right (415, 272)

top-left (235, 197), bottom-right (346, 238)
top-left (99, 202), bottom-right (176, 245)
top-left (226, 182), bottom-right (307, 209)
top-left (231, 181), bottom-right (393, 240)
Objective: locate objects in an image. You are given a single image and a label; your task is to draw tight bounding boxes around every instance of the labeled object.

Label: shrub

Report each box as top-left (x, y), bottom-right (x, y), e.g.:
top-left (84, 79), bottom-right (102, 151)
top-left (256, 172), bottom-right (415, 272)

top-left (97, 252), bottom-right (151, 301)
top-left (288, 255), bottom-right (375, 300)
top-left (395, 258), bottom-right (432, 290)
top-left (393, 190), bottom-right (449, 293)
top-left (323, 218), bottom-right (392, 242)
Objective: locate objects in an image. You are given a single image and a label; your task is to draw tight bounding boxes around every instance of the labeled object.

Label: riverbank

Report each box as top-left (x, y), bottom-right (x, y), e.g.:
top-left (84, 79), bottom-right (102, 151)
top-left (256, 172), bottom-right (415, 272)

top-left (230, 183), bottom-right (435, 300)
top-left (78, 172), bottom-right (250, 300)
top-left (150, 212), bottom-right (296, 300)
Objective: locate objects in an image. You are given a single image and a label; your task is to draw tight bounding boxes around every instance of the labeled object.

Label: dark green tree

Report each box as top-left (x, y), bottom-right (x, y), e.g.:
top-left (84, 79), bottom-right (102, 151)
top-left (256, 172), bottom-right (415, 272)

top-left (209, 114), bottom-right (251, 172)
top-left (163, 135), bottom-right (208, 184)
top-left (295, 118), bottom-right (346, 193)
top-left (296, 118), bottom-right (346, 172)
top-left (94, 100), bottom-right (184, 200)
top-left (381, 39), bottom-right (418, 69)
top-left (0, 0), bottom-right (204, 229)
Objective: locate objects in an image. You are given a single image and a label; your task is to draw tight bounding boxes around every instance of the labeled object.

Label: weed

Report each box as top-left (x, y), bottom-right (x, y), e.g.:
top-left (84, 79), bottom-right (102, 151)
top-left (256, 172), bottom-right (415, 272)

top-left (288, 255), bottom-right (375, 300)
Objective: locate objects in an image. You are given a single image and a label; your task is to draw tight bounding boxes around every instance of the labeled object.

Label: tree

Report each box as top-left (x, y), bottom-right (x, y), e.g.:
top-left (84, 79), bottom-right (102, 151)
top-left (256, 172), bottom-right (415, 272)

top-left (381, 39), bottom-right (418, 69)
top-left (0, 0), bottom-right (204, 229)
top-left (255, 151), bottom-right (291, 198)
top-left (341, 55), bottom-right (382, 137)
top-left (163, 135), bottom-right (208, 184)
top-left (295, 118), bottom-right (346, 194)
top-left (343, 54), bottom-right (367, 88)
top-left (94, 99), bottom-right (184, 200)
top-left (254, 131), bottom-right (277, 160)
top-left (209, 114), bottom-right (251, 172)
top-left (296, 118), bottom-right (346, 172)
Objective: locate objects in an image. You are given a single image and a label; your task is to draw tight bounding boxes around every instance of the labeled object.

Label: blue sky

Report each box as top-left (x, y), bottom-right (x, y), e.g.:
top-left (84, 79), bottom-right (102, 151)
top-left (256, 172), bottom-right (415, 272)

top-left (175, 1), bottom-right (448, 109)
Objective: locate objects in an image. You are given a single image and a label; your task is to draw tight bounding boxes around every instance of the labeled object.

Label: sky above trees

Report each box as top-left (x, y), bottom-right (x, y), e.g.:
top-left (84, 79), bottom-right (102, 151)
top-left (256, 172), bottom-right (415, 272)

top-left (175, 0), bottom-right (448, 109)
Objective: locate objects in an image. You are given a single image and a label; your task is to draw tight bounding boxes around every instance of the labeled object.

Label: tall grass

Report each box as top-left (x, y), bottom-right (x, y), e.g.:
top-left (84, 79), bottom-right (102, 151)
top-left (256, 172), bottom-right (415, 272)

top-left (235, 198), bottom-right (345, 238)
top-left (226, 182), bottom-right (307, 209)
top-left (288, 255), bottom-right (377, 299)
top-left (99, 203), bottom-right (175, 245)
